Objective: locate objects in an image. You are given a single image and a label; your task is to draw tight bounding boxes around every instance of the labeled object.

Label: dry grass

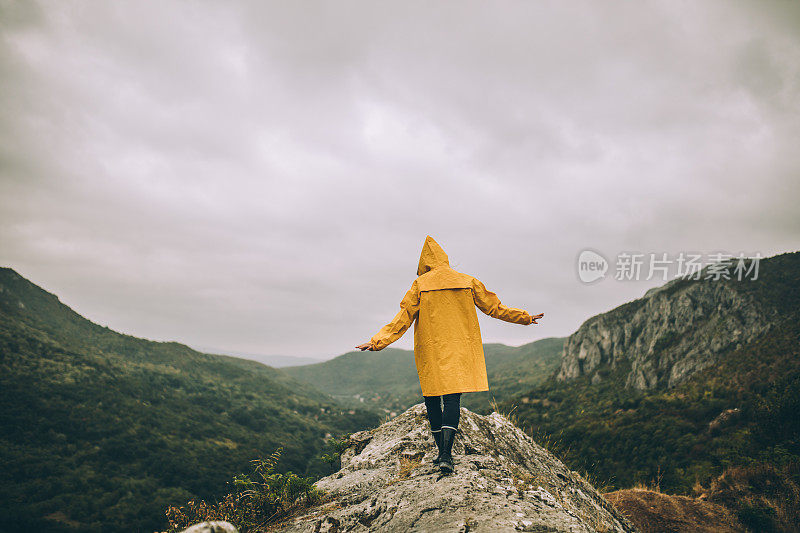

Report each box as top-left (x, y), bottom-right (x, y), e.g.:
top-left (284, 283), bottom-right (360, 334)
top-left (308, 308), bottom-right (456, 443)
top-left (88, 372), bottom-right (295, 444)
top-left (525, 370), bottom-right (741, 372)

top-left (398, 455), bottom-right (422, 478)
top-left (603, 488), bottom-right (743, 533)
top-left (489, 398), bottom-right (565, 456)
top-left (629, 464), bottom-right (664, 494)
top-left (491, 398), bottom-right (616, 496)
top-left (261, 496), bottom-right (340, 532)
top-left (387, 454), bottom-right (422, 486)
top-left (604, 462), bottom-right (800, 532)
top-left (489, 396), bottom-right (519, 427)
top-left (706, 461), bottom-right (800, 532)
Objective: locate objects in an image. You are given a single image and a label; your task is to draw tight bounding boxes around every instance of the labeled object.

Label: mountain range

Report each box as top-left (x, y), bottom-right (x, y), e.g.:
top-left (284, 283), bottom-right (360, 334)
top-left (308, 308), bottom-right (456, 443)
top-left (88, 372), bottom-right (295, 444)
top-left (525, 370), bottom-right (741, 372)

top-left (282, 337), bottom-right (565, 414)
top-left (3, 250), bottom-right (799, 532)
top-left (186, 347), bottom-right (324, 368)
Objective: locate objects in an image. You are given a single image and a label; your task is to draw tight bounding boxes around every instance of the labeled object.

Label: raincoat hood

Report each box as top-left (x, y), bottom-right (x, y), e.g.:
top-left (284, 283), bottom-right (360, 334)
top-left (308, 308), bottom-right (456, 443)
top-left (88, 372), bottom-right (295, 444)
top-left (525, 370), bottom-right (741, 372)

top-left (417, 236), bottom-right (450, 276)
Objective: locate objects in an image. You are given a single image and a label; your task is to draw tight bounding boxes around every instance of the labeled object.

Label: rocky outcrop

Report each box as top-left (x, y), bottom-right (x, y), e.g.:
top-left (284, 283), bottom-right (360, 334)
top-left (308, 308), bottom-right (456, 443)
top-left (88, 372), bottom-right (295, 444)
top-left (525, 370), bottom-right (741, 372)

top-left (272, 403), bottom-right (638, 532)
top-left (555, 276), bottom-right (776, 390)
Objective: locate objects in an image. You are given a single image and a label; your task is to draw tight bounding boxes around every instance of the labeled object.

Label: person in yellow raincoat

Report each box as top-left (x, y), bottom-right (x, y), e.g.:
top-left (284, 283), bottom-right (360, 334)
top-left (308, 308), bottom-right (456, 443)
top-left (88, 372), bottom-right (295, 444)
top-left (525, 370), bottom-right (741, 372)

top-left (356, 235), bottom-right (543, 473)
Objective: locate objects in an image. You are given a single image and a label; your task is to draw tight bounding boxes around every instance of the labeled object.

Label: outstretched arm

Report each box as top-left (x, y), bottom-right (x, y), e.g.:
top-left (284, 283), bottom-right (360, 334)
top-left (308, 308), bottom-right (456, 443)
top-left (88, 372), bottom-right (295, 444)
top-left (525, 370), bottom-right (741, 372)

top-left (356, 280), bottom-right (420, 351)
top-left (472, 277), bottom-right (543, 325)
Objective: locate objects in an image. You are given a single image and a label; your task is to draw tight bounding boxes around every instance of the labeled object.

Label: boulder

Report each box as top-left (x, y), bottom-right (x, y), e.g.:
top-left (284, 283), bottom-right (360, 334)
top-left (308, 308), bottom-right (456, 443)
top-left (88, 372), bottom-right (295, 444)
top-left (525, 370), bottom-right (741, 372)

top-left (179, 521), bottom-right (238, 533)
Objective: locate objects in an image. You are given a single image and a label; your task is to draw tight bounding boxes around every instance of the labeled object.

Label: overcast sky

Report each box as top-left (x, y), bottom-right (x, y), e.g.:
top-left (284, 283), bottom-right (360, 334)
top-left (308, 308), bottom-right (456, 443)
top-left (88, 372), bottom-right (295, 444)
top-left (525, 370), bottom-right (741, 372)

top-left (1, 1), bottom-right (798, 362)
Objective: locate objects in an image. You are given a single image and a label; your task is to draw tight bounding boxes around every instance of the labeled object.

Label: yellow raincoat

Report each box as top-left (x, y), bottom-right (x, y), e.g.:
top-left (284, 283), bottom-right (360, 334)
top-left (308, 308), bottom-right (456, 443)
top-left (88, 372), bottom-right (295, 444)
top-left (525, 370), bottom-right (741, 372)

top-left (369, 236), bottom-right (534, 396)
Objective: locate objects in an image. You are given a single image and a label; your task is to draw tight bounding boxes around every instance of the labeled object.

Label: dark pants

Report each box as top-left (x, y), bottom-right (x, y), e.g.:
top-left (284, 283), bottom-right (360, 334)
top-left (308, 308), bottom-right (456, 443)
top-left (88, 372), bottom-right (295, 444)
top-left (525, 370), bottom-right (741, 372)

top-left (424, 393), bottom-right (462, 431)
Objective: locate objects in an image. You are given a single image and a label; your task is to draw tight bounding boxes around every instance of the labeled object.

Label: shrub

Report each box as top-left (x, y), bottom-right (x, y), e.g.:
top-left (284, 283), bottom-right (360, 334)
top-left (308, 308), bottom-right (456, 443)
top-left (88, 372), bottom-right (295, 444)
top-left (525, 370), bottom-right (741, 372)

top-left (737, 503), bottom-right (776, 533)
top-left (164, 448), bottom-right (323, 533)
top-left (320, 433), bottom-right (351, 473)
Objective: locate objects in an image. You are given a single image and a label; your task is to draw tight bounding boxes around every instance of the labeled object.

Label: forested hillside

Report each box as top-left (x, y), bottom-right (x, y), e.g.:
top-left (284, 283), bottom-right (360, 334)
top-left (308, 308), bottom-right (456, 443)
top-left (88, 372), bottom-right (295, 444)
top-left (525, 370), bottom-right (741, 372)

top-left (0, 268), bottom-right (379, 533)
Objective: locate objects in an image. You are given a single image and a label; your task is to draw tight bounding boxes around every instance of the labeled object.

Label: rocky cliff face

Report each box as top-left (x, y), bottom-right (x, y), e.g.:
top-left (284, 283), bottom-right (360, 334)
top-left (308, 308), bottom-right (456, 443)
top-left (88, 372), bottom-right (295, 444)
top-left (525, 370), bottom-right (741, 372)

top-left (271, 403), bottom-right (638, 533)
top-left (555, 276), bottom-right (776, 390)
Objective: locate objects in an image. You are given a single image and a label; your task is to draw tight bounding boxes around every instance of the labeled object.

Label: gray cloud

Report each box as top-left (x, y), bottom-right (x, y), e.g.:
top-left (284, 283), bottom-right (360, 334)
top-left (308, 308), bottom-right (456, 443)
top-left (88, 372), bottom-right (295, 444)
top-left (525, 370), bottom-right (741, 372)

top-left (1, 0), bottom-right (799, 360)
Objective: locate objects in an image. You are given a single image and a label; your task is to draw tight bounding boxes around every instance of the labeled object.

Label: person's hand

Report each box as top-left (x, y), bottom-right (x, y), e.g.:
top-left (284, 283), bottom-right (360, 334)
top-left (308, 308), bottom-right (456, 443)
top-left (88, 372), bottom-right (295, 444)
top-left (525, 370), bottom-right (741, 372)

top-left (355, 342), bottom-right (374, 351)
top-left (529, 313), bottom-right (544, 325)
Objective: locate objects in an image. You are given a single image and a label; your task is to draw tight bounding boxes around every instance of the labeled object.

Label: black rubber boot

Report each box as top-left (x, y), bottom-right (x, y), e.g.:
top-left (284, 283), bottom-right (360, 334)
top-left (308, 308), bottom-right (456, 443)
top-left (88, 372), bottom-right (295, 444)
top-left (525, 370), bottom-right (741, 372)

top-left (431, 430), bottom-right (443, 464)
top-left (439, 427), bottom-right (456, 473)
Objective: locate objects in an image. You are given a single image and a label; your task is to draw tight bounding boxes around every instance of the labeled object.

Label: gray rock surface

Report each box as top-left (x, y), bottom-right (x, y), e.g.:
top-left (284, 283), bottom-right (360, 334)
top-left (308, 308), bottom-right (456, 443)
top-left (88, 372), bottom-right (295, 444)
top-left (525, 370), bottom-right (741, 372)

top-left (180, 521), bottom-right (239, 533)
top-left (555, 276), bottom-right (775, 390)
top-left (272, 404), bottom-right (638, 533)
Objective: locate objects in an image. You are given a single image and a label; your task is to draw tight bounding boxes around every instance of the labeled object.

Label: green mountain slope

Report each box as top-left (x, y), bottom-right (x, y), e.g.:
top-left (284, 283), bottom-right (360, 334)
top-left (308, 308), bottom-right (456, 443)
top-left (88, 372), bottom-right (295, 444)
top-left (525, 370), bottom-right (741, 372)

top-left (0, 268), bottom-right (380, 533)
top-left (283, 337), bottom-right (565, 414)
top-left (484, 337), bottom-right (565, 398)
top-left (502, 251), bottom-right (800, 501)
